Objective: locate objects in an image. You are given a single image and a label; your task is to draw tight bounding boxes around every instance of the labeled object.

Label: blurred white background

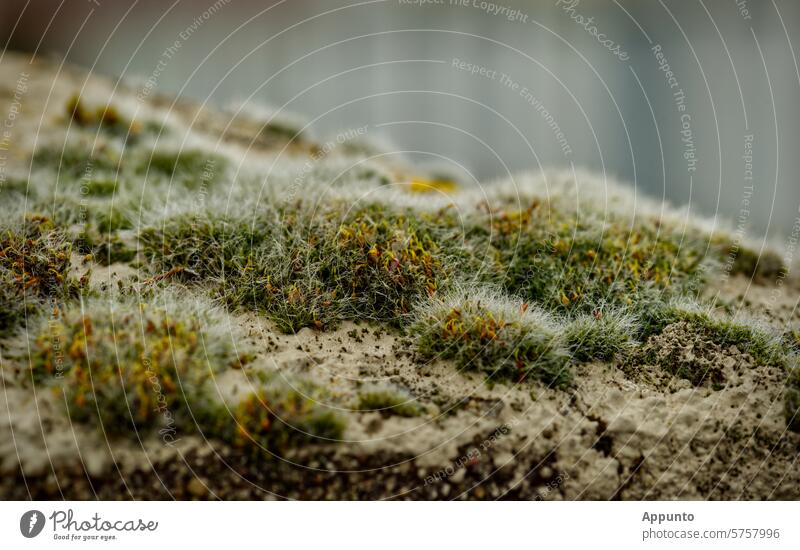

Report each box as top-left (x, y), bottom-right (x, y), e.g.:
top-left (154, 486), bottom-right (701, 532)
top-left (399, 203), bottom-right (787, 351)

top-left (3, 0), bottom-right (799, 237)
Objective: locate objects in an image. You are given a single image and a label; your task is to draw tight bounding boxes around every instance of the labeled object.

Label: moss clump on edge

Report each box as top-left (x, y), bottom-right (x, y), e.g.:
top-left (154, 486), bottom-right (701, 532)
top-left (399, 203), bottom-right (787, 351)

top-left (640, 300), bottom-right (787, 368)
top-left (411, 289), bottom-right (571, 387)
top-left (139, 214), bottom-right (257, 280)
top-left (356, 387), bottom-right (423, 417)
top-left (712, 232), bottom-right (786, 280)
top-left (0, 215), bottom-right (80, 336)
top-left (468, 200), bottom-right (709, 313)
top-left (26, 293), bottom-right (243, 434)
top-left (0, 216), bottom-right (76, 297)
top-left (245, 204), bottom-right (448, 331)
top-left (286, 206), bottom-right (442, 324)
top-left (627, 299), bottom-right (794, 390)
top-left (77, 229), bottom-right (137, 266)
top-left (564, 309), bottom-right (636, 362)
top-left (0, 177), bottom-right (29, 197)
top-left (82, 178), bottom-right (117, 197)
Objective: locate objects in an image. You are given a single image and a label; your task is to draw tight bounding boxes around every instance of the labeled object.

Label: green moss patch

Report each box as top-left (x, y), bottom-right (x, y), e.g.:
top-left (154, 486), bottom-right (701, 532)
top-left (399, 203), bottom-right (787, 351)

top-left (0, 215), bottom-right (80, 335)
top-left (25, 294), bottom-right (345, 450)
top-left (27, 296), bottom-right (239, 432)
top-left (564, 309), bottom-right (635, 362)
top-left (142, 149), bottom-right (227, 189)
top-left (471, 202), bottom-right (708, 312)
top-left (66, 94), bottom-right (142, 138)
top-left (785, 367), bottom-right (800, 433)
top-left (141, 204), bottom-right (454, 332)
top-left (32, 142), bottom-right (121, 179)
top-left (412, 290), bottom-right (570, 387)
top-left (356, 387), bottom-right (423, 417)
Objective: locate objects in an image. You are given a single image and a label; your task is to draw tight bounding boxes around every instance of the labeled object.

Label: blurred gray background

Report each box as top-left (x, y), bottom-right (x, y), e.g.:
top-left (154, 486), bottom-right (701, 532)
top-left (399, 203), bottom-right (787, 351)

top-left (3, 0), bottom-right (799, 237)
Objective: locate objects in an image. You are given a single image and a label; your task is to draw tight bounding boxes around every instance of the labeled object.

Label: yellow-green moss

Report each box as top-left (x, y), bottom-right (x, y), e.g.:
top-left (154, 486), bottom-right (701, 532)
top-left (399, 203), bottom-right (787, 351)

top-left (28, 298), bottom-right (238, 433)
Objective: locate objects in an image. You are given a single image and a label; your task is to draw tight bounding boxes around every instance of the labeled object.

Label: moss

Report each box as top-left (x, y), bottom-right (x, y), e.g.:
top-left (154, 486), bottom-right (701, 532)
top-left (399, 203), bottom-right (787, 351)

top-left (412, 291), bottom-right (570, 387)
top-left (302, 158), bottom-right (393, 188)
top-left (66, 94), bottom-right (93, 126)
top-left (470, 201), bottom-right (708, 313)
top-left (83, 179), bottom-right (117, 197)
top-left (564, 309), bottom-right (635, 362)
top-left (0, 177), bottom-right (29, 196)
top-left (0, 269), bottom-right (29, 336)
top-left (141, 204), bottom-right (454, 333)
top-left (95, 207), bottom-right (132, 233)
top-left (27, 295), bottom-right (243, 433)
top-left (139, 197), bottom-right (708, 342)
top-left (79, 230), bottom-right (137, 266)
top-left (203, 381), bottom-right (345, 452)
top-left (785, 329), bottom-right (800, 354)
top-left (256, 206), bottom-right (451, 331)
top-left (32, 143), bottom-right (121, 179)
top-left (0, 215), bottom-right (79, 335)
top-left (24, 292), bottom-right (346, 450)
top-left (142, 149), bottom-right (227, 189)
top-left (628, 298), bottom-right (792, 387)
top-left (640, 302), bottom-right (786, 368)
top-left (356, 387), bottom-right (423, 417)
top-left (262, 119), bottom-right (304, 141)
top-left (25, 191), bottom-right (133, 236)
top-left (714, 235), bottom-right (785, 280)
top-left (140, 213), bottom-right (260, 284)
top-left (132, 173), bottom-right (790, 387)
top-left (66, 94), bottom-right (141, 138)
top-left (330, 209), bottom-right (441, 312)
top-left (405, 177), bottom-right (458, 194)
top-left (249, 107), bottom-right (308, 142)
top-left (697, 318), bottom-right (784, 367)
